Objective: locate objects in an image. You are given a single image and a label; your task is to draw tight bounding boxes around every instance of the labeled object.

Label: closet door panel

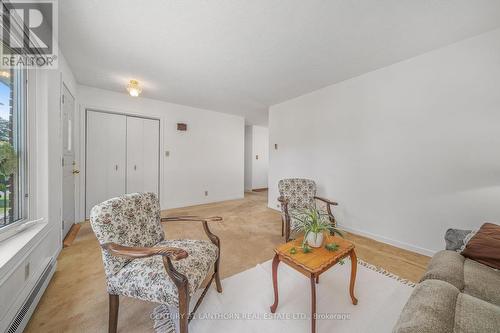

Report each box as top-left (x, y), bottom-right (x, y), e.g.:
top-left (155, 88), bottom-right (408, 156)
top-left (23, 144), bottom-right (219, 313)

top-left (142, 119), bottom-right (160, 195)
top-left (107, 113), bottom-right (127, 198)
top-left (86, 111), bottom-right (126, 217)
top-left (126, 117), bottom-right (144, 194)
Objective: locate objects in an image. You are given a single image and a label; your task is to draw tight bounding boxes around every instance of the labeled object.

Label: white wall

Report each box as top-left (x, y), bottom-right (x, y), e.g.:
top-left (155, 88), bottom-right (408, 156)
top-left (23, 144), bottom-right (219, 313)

top-left (268, 28), bottom-right (500, 255)
top-left (244, 125), bottom-right (269, 190)
top-left (78, 85), bottom-right (245, 217)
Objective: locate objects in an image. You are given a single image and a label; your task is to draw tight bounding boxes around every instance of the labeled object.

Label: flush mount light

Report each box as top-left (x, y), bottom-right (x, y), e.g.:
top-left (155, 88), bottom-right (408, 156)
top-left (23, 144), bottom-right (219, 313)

top-left (127, 79), bottom-right (142, 97)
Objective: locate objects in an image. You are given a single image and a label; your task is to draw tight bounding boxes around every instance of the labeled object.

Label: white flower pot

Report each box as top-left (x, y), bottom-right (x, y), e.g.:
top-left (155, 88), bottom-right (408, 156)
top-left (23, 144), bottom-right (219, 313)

top-left (306, 232), bottom-right (324, 248)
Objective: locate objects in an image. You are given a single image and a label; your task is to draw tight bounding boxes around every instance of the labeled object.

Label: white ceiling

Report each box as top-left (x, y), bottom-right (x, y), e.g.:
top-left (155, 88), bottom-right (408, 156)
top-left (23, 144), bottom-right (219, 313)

top-left (59, 0), bottom-right (500, 125)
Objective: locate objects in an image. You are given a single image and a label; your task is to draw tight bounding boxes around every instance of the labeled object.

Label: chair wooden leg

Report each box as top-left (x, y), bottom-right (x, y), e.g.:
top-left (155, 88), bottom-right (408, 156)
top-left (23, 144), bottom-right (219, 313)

top-left (163, 256), bottom-right (190, 333)
top-left (214, 258), bottom-right (223, 293)
top-left (285, 218), bottom-right (290, 242)
top-left (108, 294), bottom-right (119, 333)
top-left (281, 218), bottom-right (284, 237)
top-left (178, 284), bottom-right (190, 333)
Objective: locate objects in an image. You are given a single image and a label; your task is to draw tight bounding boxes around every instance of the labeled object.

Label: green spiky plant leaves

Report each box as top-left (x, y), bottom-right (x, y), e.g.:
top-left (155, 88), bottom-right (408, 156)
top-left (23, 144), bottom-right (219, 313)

top-left (325, 242), bottom-right (340, 252)
top-left (301, 244), bottom-right (312, 253)
top-left (291, 207), bottom-right (344, 248)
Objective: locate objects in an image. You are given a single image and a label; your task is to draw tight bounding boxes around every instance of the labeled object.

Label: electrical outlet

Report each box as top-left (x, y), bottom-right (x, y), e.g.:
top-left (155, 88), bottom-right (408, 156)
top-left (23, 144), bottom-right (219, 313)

top-left (204, 191), bottom-right (208, 196)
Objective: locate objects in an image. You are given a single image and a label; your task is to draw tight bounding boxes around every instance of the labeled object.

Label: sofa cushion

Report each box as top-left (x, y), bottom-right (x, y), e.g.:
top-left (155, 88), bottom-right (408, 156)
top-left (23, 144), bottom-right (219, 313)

top-left (461, 222), bottom-right (500, 270)
top-left (394, 279), bottom-right (500, 333)
top-left (421, 250), bottom-right (500, 306)
top-left (463, 258), bottom-right (500, 306)
top-left (393, 279), bottom-right (459, 333)
top-left (445, 228), bottom-right (474, 252)
top-left (420, 250), bottom-right (465, 290)
top-left (454, 292), bottom-right (500, 333)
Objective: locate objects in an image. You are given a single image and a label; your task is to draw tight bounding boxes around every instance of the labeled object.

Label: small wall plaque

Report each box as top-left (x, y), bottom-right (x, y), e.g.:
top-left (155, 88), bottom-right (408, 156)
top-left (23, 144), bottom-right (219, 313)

top-left (177, 123), bottom-right (187, 131)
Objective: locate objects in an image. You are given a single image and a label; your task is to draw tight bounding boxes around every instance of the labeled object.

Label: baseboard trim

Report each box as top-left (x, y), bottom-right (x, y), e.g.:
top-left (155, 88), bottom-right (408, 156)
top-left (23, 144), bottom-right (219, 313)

top-left (338, 224), bottom-right (436, 257)
top-left (63, 223), bottom-right (81, 248)
top-left (252, 188), bottom-right (268, 192)
top-left (6, 257), bottom-right (57, 333)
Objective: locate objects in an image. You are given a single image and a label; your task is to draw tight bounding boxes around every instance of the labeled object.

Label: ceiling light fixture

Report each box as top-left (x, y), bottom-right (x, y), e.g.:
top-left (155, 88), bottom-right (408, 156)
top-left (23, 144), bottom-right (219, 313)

top-left (127, 79), bottom-right (142, 97)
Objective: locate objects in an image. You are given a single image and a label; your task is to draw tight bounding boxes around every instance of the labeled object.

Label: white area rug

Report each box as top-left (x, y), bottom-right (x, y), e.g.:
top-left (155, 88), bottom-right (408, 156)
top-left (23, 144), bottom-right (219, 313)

top-left (153, 258), bottom-right (415, 333)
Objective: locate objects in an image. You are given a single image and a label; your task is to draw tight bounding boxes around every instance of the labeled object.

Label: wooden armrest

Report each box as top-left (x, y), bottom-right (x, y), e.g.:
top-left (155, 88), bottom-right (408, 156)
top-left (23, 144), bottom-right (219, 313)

top-left (161, 216), bottom-right (222, 223)
top-left (160, 216), bottom-right (221, 249)
top-left (314, 196), bottom-right (338, 206)
top-left (101, 242), bottom-right (188, 261)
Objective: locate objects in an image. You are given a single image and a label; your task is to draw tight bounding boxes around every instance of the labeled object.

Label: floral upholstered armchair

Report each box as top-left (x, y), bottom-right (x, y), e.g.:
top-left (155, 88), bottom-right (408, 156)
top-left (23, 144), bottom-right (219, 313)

top-left (90, 192), bottom-right (222, 333)
top-left (278, 178), bottom-right (338, 242)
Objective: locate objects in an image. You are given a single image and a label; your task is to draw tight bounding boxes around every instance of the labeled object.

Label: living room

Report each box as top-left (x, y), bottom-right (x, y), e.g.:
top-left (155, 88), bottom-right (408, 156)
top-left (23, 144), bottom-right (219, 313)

top-left (0, 1), bottom-right (499, 333)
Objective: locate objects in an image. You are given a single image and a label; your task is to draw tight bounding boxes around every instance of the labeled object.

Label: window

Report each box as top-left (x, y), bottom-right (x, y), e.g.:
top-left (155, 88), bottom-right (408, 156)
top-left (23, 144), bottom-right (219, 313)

top-left (0, 59), bottom-right (28, 229)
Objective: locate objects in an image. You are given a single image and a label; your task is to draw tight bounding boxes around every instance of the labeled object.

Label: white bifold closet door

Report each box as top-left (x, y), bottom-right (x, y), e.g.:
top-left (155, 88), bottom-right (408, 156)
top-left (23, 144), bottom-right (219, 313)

top-left (86, 111), bottom-right (160, 217)
top-left (126, 117), bottom-right (160, 195)
top-left (86, 111), bottom-right (127, 217)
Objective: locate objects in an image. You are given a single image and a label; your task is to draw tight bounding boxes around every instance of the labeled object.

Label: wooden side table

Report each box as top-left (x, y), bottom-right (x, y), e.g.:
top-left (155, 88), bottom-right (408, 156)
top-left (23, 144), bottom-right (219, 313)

top-left (269, 235), bottom-right (358, 333)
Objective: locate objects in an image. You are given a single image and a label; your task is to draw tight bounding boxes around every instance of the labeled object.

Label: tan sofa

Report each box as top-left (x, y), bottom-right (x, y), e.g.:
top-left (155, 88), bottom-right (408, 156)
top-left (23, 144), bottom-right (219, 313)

top-left (393, 250), bottom-right (500, 333)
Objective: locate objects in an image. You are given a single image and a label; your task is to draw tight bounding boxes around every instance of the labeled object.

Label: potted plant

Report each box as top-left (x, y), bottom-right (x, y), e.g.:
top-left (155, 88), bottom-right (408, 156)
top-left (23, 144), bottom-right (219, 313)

top-left (292, 207), bottom-right (344, 248)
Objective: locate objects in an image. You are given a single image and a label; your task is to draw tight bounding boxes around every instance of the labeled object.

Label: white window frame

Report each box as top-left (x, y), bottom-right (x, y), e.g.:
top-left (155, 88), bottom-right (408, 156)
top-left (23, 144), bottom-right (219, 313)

top-left (0, 4), bottom-right (37, 241)
top-left (0, 67), bottom-right (32, 241)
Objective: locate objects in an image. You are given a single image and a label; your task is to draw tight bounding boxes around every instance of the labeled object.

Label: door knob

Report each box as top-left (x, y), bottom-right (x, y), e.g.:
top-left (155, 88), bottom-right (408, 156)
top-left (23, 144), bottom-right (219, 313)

top-left (72, 169), bottom-right (80, 175)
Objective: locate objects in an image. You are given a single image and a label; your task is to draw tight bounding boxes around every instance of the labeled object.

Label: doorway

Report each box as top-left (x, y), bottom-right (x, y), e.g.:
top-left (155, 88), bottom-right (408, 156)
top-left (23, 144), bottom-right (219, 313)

top-left (62, 85), bottom-right (77, 239)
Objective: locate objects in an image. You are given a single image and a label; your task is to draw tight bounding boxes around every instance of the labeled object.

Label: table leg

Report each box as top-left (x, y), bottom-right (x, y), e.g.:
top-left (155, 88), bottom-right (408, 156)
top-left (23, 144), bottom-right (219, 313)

top-left (270, 254), bottom-right (280, 313)
top-left (349, 250), bottom-right (358, 305)
top-left (310, 275), bottom-right (316, 333)
top-left (315, 275), bottom-right (319, 284)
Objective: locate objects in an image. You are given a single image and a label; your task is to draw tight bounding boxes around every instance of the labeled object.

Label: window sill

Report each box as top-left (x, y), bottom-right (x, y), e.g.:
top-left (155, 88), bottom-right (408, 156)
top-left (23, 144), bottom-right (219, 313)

top-left (0, 219), bottom-right (50, 277)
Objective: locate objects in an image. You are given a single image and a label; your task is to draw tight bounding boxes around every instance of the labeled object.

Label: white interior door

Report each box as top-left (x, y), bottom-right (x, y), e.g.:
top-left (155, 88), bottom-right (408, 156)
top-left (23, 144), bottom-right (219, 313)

top-left (126, 117), bottom-right (160, 195)
top-left (62, 86), bottom-right (76, 238)
top-left (86, 111), bottom-right (126, 217)
top-left (126, 117), bottom-right (144, 194)
top-left (142, 118), bottom-right (160, 195)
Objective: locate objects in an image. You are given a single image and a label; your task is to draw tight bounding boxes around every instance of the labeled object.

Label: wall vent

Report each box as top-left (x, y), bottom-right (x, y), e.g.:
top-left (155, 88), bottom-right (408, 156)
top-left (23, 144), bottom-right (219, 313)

top-left (7, 258), bottom-right (56, 333)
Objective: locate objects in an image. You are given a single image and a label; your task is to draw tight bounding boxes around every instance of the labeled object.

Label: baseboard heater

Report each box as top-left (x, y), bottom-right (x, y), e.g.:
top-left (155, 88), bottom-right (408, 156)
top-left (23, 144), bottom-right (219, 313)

top-left (7, 257), bottom-right (57, 333)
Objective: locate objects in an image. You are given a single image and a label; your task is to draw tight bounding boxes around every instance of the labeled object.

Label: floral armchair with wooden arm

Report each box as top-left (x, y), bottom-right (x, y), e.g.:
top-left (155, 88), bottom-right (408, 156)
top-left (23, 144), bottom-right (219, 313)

top-left (90, 192), bottom-right (222, 333)
top-left (278, 178), bottom-right (338, 242)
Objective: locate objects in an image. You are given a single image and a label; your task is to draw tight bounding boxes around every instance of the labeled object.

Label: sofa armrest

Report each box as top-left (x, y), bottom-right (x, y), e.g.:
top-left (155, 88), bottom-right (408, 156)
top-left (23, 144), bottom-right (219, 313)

top-left (420, 250), bottom-right (465, 290)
